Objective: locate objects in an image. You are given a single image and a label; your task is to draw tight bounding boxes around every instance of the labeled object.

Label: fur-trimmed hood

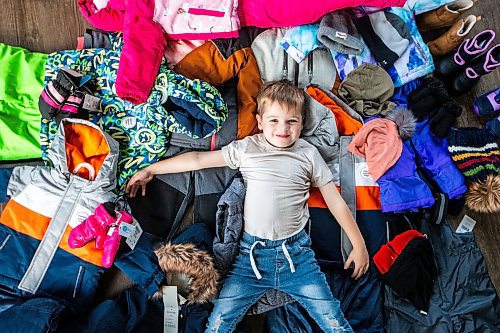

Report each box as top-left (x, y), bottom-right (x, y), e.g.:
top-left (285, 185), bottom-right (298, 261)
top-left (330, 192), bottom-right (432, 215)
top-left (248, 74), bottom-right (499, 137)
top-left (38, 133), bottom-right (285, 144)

top-left (154, 242), bottom-right (219, 304)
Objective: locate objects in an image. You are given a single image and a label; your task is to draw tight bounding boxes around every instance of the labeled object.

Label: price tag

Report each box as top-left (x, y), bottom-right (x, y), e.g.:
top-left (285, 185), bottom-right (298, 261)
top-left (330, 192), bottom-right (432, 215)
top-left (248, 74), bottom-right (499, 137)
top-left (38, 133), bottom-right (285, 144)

top-left (119, 223), bottom-right (136, 237)
top-left (281, 41), bottom-right (306, 63)
top-left (125, 218), bottom-right (143, 250)
top-left (83, 94), bottom-right (101, 112)
top-left (456, 215), bottom-right (477, 233)
top-left (163, 286), bottom-right (179, 333)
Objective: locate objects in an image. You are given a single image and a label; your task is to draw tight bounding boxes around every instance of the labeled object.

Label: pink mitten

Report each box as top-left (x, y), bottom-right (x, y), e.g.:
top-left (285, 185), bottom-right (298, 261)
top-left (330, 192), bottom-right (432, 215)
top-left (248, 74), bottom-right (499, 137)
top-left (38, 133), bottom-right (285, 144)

top-left (102, 211), bottom-right (133, 268)
top-left (68, 202), bottom-right (117, 249)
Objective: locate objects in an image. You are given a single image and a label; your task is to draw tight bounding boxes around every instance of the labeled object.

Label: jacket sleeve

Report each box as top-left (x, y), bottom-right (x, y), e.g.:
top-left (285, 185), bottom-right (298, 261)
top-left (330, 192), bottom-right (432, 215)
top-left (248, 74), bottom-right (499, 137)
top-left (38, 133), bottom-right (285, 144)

top-left (78, 0), bottom-right (126, 32)
top-left (175, 43), bottom-right (262, 138)
top-left (116, 0), bottom-right (166, 104)
top-left (6, 166), bottom-right (37, 199)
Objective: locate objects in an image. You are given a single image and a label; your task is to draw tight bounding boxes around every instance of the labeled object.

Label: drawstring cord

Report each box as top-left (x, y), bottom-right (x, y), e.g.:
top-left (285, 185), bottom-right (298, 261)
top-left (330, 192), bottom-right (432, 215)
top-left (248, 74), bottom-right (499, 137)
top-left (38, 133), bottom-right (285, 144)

top-left (249, 239), bottom-right (296, 280)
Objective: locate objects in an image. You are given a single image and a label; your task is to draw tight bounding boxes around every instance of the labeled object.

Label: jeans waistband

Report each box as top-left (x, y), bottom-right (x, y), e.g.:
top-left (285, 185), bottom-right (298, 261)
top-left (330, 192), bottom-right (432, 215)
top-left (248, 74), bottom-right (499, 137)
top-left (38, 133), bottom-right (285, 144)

top-left (241, 229), bottom-right (307, 248)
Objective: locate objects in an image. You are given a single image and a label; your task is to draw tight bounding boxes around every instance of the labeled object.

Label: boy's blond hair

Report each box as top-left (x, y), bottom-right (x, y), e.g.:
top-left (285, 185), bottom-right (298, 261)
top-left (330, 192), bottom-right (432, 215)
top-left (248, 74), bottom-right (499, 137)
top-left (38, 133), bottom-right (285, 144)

top-left (256, 80), bottom-right (306, 119)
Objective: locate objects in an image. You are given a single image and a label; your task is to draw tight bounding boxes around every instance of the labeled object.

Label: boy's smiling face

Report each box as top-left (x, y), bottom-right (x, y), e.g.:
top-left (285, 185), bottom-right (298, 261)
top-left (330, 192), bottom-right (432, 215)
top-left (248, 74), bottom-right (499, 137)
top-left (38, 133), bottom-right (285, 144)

top-left (256, 101), bottom-right (303, 148)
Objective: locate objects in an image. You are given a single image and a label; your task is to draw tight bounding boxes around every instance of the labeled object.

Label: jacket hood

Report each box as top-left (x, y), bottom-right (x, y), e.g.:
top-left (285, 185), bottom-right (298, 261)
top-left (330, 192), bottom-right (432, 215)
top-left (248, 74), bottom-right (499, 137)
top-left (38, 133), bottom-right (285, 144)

top-left (302, 85), bottom-right (364, 163)
top-left (47, 118), bottom-right (119, 191)
top-left (154, 242), bottom-right (219, 304)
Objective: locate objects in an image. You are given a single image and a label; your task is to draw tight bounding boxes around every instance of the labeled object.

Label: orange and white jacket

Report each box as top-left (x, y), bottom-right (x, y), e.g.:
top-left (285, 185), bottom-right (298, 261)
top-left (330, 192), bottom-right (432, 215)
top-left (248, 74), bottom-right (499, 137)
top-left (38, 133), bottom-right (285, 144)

top-left (0, 118), bottom-right (118, 310)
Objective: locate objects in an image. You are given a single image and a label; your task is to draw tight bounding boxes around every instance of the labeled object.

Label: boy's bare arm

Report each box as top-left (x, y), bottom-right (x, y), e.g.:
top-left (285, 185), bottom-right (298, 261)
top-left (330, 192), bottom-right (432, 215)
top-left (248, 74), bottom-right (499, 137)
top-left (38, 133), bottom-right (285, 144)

top-left (147, 150), bottom-right (227, 174)
top-left (126, 150), bottom-right (227, 197)
top-left (318, 181), bottom-right (369, 279)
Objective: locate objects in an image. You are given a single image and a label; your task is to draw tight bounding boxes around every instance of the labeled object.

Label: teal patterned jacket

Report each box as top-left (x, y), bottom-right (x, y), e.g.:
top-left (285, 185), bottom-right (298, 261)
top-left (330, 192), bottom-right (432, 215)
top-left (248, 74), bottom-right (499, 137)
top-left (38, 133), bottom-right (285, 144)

top-left (41, 34), bottom-right (227, 193)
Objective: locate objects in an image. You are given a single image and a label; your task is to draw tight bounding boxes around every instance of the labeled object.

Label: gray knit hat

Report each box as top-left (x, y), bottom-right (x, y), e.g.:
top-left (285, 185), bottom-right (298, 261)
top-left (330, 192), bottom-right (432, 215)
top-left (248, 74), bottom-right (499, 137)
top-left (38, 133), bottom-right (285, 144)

top-left (317, 9), bottom-right (364, 55)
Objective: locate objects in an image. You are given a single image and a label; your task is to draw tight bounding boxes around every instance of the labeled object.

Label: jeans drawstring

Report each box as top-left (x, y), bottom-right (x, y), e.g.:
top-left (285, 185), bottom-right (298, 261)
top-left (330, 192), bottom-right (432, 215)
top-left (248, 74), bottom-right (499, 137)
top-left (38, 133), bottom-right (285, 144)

top-left (281, 240), bottom-right (296, 274)
top-left (249, 240), bottom-right (296, 280)
top-left (250, 241), bottom-right (265, 279)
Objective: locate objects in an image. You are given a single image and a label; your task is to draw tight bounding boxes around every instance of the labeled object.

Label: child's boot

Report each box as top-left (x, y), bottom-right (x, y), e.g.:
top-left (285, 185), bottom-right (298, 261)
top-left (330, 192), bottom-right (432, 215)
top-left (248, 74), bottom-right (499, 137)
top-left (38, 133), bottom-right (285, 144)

top-left (428, 15), bottom-right (480, 57)
top-left (68, 202), bottom-right (116, 249)
top-left (436, 29), bottom-right (496, 76)
top-left (102, 211), bottom-right (133, 268)
top-left (450, 44), bottom-right (500, 95)
top-left (416, 0), bottom-right (475, 32)
top-left (473, 88), bottom-right (500, 116)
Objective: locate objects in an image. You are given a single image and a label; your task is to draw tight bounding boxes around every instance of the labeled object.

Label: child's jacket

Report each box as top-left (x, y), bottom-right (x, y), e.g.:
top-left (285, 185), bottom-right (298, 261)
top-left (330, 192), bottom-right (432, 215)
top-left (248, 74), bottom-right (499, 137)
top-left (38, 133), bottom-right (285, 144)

top-left (0, 119), bottom-right (118, 315)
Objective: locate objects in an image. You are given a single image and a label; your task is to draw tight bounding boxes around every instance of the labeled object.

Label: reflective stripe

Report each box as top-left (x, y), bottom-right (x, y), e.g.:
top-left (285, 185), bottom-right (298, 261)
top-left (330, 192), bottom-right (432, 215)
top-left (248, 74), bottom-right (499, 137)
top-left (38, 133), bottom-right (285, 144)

top-left (13, 184), bottom-right (61, 218)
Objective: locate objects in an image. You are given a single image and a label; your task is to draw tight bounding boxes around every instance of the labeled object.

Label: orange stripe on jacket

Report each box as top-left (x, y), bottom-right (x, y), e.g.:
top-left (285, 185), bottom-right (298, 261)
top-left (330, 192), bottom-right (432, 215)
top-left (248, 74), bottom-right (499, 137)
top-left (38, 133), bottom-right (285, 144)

top-left (308, 186), bottom-right (381, 211)
top-left (1, 200), bottom-right (104, 267)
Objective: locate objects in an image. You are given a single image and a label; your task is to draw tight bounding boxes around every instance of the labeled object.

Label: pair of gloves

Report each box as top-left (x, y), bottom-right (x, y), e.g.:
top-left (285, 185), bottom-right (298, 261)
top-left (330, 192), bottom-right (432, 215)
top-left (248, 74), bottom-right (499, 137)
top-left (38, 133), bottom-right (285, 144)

top-left (68, 202), bottom-right (133, 268)
top-left (408, 77), bottom-right (463, 138)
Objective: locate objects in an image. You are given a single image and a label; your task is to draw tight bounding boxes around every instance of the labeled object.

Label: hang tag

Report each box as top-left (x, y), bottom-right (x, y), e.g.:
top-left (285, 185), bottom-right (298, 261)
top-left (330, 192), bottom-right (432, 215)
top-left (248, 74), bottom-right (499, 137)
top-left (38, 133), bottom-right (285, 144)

top-left (125, 218), bottom-right (143, 250)
top-left (281, 41), bottom-right (306, 63)
top-left (83, 94), bottom-right (101, 112)
top-left (456, 215), bottom-right (477, 233)
top-left (163, 286), bottom-right (179, 333)
top-left (119, 223), bottom-right (136, 237)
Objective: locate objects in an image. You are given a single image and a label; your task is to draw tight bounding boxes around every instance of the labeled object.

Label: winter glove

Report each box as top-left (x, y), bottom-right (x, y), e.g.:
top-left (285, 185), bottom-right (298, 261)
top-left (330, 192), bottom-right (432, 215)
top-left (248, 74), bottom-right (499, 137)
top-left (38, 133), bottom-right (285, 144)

top-left (102, 211), bottom-right (133, 268)
top-left (428, 99), bottom-right (463, 138)
top-left (408, 77), bottom-right (449, 120)
top-left (68, 202), bottom-right (117, 249)
top-left (38, 67), bottom-right (95, 124)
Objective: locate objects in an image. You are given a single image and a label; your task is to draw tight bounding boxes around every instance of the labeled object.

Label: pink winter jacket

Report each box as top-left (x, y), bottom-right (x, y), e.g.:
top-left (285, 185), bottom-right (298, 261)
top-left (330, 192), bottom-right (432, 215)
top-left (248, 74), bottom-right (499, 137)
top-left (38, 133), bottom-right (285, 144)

top-left (79, 0), bottom-right (407, 104)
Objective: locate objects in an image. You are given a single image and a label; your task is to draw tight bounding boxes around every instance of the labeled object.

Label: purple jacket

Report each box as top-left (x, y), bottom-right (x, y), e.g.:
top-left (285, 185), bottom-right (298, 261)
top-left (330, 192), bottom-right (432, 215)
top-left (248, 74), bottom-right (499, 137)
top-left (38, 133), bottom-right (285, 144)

top-left (378, 120), bottom-right (466, 213)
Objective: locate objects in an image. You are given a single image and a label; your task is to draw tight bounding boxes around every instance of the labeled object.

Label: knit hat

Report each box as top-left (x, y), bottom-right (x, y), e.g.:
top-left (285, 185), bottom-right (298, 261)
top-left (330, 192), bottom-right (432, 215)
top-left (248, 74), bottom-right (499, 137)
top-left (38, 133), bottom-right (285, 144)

top-left (317, 9), bottom-right (364, 55)
top-left (385, 107), bottom-right (417, 140)
top-left (374, 230), bottom-right (437, 312)
top-left (348, 118), bottom-right (402, 181)
top-left (338, 64), bottom-right (396, 118)
top-left (448, 127), bottom-right (500, 213)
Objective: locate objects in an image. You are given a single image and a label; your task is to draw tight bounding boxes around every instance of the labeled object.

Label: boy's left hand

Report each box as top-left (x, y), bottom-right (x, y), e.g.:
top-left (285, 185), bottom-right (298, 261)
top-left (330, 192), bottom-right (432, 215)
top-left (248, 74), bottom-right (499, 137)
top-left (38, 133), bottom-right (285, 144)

top-left (344, 245), bottom-right (369, 280)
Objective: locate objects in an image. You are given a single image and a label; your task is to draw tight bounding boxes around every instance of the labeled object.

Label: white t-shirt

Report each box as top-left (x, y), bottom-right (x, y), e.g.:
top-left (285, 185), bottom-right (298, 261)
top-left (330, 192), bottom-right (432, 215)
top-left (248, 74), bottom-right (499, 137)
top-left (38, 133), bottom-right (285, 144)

top-left (221, 133), bottom-right (332, 240)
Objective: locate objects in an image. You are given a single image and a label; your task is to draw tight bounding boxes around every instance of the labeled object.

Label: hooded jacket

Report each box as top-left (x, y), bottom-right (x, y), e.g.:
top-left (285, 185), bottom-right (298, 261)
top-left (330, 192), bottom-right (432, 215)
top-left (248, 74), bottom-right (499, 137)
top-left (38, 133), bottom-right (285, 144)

top-left (0, 119), bottom-right (118, 316)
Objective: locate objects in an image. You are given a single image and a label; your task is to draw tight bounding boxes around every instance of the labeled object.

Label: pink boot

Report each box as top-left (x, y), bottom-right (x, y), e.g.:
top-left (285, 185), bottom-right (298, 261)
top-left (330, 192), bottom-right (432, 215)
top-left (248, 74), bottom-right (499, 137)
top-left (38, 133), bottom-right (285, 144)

top-left (102, 211), bottom-right (133, 268)
top-left (68, 202), bottom-right (116, 249)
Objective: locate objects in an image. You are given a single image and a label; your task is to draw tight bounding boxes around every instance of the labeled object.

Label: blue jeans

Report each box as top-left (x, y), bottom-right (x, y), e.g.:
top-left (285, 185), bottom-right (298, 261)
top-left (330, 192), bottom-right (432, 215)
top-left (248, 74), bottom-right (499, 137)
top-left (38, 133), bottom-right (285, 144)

top-left (205, 230), bottom-right (353, 333)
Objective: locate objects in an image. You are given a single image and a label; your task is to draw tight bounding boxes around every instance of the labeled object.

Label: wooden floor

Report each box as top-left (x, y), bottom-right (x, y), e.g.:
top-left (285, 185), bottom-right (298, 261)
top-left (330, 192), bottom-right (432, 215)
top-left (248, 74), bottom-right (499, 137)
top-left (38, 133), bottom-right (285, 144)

top-left (1, 0), bottom-right (499, 294)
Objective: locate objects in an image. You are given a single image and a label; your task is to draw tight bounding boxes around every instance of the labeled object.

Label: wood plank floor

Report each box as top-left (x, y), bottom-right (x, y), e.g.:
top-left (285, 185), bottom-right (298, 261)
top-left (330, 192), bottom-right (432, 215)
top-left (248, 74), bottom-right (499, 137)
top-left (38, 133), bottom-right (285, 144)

top-left (1, 0), bottom-right (499, 294)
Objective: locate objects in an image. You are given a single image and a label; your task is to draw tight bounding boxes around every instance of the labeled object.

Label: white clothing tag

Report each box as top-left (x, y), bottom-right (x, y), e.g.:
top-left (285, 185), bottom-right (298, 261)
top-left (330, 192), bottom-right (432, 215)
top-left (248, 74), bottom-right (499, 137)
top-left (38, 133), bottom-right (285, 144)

top-left (83, 94), bottom-right (101, 112)
top-left (163, 286), bottom-right (179, 333)
top-left (125, 218), bottom-right (143, 250)
top-left (456, 215), bottom-right (477, 233)
top-left (119, 223), bottom-right (136, 237)
top-left (281, 42), bottom-right (306, 63)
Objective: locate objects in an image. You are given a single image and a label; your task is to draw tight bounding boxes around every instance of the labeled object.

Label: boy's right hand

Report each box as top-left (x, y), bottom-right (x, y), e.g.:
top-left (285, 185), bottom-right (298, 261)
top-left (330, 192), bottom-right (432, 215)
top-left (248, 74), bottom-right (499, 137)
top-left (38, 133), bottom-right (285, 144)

top-left (126, 168), bottom-right (154, 197)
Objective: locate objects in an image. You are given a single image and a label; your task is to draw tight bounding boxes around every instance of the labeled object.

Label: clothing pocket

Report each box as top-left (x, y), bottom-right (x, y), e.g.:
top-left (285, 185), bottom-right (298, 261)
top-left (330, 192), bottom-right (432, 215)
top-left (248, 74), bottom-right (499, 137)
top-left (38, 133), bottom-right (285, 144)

top-left (72, 265), bottom-right (86, 298)
top-left (0, 234), bottom-right (11, 252)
